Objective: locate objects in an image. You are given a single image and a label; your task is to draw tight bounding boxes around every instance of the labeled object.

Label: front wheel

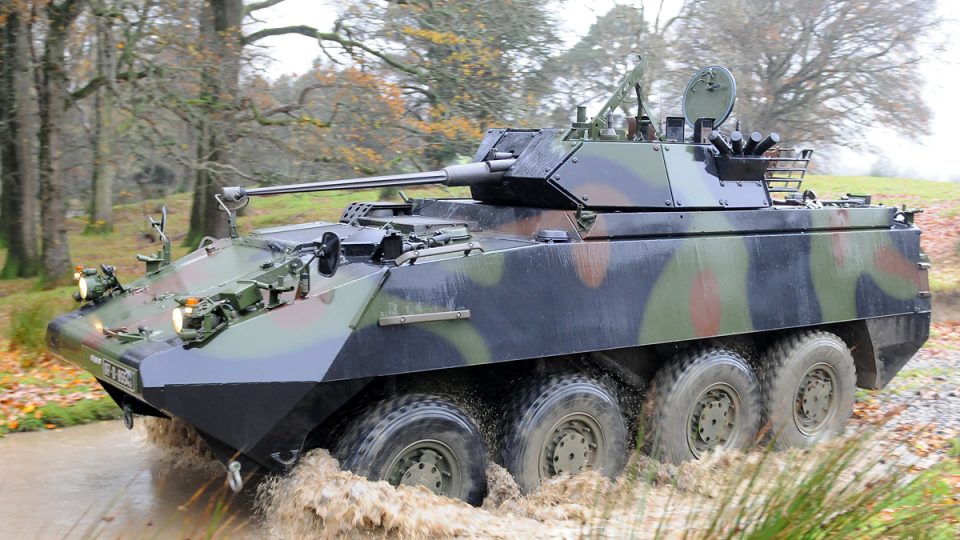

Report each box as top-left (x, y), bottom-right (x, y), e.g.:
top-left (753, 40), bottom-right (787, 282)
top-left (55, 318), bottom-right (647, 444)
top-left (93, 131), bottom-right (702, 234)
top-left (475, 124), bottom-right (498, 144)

top-left (335, 394), bottom-right (488, 505)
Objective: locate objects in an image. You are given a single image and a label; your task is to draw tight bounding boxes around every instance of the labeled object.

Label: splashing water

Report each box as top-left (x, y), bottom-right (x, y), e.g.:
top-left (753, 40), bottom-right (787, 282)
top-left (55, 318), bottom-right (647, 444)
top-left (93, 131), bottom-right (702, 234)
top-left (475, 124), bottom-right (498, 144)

top-left (137, 416), bottom-right (221, 473)
top-left (252, 431), bottom-right (919, 540)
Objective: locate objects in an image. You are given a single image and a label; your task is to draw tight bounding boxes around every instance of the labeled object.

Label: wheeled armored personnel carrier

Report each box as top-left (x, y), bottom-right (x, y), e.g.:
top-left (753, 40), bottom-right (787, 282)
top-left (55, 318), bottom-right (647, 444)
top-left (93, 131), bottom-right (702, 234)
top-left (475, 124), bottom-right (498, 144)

top-left (47, 59), bottom-right (930, 504)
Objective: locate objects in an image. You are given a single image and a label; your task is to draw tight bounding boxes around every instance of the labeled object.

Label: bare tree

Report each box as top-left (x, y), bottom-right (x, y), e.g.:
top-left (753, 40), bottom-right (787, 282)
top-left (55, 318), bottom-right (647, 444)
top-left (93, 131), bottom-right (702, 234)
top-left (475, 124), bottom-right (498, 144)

top-left (671, 0), bottom-right (940, 145)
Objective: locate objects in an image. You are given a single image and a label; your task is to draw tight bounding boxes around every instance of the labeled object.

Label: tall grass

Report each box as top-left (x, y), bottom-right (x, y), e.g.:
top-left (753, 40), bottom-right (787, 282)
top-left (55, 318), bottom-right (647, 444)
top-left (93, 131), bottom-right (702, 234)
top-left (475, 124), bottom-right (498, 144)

top-left (597, 422), bottom-right (960, 539)
top-left (7, 301), bottom-right (62, 367)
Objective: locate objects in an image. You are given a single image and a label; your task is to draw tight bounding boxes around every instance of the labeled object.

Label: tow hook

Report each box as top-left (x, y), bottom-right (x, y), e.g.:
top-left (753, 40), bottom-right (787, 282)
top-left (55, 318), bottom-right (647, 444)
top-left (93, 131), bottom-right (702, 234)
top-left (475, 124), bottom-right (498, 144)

top-left (227, 461), bottom-right (243, 492)
top-left (122, 404), bottom-right (135, 430)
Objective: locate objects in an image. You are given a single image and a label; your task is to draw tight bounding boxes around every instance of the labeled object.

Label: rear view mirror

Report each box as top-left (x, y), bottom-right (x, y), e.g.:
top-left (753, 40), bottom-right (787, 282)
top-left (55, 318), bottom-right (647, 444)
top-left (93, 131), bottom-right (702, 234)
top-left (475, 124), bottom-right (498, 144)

top-left (317, 232), bottom-right (341, 277)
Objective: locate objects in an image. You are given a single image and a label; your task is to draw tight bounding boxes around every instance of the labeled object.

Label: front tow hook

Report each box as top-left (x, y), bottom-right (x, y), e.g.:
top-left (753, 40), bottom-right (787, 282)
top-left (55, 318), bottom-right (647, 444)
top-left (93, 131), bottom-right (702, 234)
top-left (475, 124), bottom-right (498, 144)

top-left (227, 461), bottom-right (243, 492)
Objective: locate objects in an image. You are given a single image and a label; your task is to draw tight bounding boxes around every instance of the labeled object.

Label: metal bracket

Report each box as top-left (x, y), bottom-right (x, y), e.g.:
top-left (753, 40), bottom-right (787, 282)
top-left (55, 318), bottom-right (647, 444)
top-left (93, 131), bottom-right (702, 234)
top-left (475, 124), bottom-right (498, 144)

top-left (394, 242), bottom-right (484, 266)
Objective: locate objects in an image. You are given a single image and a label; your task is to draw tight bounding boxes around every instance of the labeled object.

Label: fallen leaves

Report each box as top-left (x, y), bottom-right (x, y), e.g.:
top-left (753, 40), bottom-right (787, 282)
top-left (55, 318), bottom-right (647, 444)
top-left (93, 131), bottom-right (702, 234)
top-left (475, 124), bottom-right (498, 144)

top-left (914, 201), bottom-right (960, 292)
top-left (0, 339), bottom-right (111, 435)
top-left (926, 321), bottom-right (960, 355)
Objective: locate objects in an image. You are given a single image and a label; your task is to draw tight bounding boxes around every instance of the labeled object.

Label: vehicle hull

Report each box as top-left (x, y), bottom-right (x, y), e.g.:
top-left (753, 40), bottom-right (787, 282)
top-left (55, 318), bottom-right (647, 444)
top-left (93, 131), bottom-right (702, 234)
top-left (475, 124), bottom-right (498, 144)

top-left (46, 201), bottom-right (931, 472)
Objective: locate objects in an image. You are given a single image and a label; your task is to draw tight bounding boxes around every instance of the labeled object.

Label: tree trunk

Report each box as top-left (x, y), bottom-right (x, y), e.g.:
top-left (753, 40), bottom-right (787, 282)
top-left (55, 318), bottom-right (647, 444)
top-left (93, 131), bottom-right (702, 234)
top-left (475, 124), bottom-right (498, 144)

top-left (37, 1), bottom-right (83, 287)
top-left (89, 9), bottom-right (116, 234)
top-left (0, 4), bottom-right (39, 278)
top-left (186, 0), bottom-right (242, 244)
top-left (0, 2), bottom-right (16, 248)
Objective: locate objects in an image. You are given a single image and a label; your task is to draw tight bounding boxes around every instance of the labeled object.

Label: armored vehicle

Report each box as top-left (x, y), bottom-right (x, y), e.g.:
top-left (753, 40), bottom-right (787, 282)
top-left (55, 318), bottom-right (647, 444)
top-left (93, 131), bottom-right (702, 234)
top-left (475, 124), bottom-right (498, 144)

top-left (47, 58), bottom-right (930, 504)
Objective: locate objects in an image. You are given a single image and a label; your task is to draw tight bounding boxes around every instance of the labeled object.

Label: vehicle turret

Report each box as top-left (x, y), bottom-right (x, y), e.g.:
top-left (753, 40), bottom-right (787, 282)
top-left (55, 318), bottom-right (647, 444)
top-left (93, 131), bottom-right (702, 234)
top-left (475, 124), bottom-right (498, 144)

top-left (222, 56), bottom-right (776, 212)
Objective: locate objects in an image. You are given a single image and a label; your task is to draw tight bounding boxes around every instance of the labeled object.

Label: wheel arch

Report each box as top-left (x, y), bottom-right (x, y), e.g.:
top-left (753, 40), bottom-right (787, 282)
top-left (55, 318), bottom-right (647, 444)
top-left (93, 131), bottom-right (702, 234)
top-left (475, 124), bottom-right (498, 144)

top-left (822, 320), bottom-right (879, 390)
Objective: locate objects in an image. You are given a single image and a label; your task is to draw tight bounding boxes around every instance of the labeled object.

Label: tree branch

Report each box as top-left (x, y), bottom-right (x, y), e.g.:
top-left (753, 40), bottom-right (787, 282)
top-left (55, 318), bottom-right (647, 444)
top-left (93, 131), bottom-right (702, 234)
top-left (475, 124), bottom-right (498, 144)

top-left (245, 0), bottom-right (287, 15)
top-left (242, 25), bottom-right (429, 88)
top-left (69, 70), bottom-right (151, 102)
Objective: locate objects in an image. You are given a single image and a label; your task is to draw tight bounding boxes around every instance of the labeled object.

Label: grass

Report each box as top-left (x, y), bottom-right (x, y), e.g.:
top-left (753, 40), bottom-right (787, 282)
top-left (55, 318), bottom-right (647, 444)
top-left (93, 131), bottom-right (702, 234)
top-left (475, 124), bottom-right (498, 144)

top-left (11, 400), bottom-right (120, 432)
top-left (804, 174), bottom-right (960, 205)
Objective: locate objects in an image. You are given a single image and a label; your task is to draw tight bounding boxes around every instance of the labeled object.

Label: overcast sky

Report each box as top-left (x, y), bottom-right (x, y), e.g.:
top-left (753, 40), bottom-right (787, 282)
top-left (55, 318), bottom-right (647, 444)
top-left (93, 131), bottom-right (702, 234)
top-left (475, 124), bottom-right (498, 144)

top-left (251, 0), bottom-right (959, 182)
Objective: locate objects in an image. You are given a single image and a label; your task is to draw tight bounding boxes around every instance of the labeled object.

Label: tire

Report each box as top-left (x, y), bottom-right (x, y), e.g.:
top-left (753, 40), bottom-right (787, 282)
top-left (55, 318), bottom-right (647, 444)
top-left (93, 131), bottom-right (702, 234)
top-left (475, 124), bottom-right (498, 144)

top-left (651, 347), bottom-right (762, 463)
top-left (499, 373), bottom-right (627, 493)
top-left (335, 394), bottom-right (488, 505)
top-left (760, 331), bottom-right (857, 450)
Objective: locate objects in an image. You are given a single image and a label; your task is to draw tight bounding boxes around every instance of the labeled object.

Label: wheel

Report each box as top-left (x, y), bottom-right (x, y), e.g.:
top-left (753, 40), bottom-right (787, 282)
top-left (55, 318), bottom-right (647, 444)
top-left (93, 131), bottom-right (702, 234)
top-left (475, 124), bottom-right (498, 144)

top-left (335, 394), bottom-right (488, 505)
top-left (499, 373), bottom-right (627, 493)
top-left (760, 331), bottom-right (856, 449)
top-left (651, 347), bottom-right (761, 463)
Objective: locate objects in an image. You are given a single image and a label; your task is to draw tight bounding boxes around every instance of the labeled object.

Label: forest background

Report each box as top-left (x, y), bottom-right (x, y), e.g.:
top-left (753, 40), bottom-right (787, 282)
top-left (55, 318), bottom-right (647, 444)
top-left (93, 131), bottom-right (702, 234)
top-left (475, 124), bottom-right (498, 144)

top-left (0, 0), bottom-right (949, 287)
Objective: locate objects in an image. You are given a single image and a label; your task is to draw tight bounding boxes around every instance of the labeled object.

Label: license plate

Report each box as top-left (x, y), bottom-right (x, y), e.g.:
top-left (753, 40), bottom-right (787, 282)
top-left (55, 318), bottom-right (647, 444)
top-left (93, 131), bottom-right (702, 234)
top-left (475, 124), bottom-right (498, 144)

top-left (102, 359), bottom-right (138, 392)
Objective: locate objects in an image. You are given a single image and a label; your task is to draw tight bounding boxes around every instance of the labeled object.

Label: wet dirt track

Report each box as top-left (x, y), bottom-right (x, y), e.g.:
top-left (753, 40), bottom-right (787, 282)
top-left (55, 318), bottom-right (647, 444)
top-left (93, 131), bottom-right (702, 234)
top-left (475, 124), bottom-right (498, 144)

top-left (0, 421), bottom-right (261, 539)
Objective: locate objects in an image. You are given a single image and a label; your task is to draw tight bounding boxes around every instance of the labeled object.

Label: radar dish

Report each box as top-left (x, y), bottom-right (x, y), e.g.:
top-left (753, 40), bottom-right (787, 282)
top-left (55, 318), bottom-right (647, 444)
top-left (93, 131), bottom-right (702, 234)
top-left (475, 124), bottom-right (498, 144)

top-left (682, 66), bottom-right (737, 128)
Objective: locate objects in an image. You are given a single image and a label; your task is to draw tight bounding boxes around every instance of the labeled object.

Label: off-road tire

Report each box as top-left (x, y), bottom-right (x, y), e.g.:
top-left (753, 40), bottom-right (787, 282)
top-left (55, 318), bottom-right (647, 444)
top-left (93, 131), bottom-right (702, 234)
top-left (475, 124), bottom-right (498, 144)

top-left (760, 331), bottom-right (857, 450)
top-left (499, 373), bottom-right (627, 493)
top-left (335, 394), bottom-right (488, 505)
top-left (651, 347), bottom-right (761, 463)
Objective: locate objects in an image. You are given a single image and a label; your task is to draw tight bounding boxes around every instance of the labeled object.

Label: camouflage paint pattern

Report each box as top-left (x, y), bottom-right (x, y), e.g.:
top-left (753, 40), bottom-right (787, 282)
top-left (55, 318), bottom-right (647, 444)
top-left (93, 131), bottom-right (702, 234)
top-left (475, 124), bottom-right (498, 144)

top-left (47, 130), bottom-right (930, 473)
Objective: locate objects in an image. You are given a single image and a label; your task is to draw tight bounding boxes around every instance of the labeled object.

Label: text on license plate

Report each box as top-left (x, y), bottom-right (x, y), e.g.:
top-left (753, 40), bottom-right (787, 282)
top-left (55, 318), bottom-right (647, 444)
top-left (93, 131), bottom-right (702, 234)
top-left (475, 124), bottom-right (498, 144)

top-left (102, 359), bottom-right (137, 392)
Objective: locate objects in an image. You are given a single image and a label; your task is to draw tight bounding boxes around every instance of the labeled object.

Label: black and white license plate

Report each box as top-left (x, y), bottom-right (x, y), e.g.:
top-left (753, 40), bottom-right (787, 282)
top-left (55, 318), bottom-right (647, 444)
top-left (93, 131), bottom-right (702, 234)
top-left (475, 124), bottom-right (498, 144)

top-left (102, 359), bottom-right (138, 392)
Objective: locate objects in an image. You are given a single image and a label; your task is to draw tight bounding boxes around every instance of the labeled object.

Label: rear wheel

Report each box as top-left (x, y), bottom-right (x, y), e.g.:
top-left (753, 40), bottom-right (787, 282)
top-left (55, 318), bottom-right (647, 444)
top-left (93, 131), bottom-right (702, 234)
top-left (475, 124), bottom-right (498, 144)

top-left (499, 373), bottom-right (627, 493)
top-left (336, 394), bottom-right (488, 505)
top-left (651, 347), bottom-right (761, 463)
top-left (760, 331), bottom-right (856, 449)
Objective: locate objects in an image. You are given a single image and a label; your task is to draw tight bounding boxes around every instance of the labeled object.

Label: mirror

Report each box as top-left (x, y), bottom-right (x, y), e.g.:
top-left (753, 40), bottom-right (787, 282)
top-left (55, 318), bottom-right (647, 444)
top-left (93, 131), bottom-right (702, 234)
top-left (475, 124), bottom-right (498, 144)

top-left (317, 232), bottom-right (341, 277)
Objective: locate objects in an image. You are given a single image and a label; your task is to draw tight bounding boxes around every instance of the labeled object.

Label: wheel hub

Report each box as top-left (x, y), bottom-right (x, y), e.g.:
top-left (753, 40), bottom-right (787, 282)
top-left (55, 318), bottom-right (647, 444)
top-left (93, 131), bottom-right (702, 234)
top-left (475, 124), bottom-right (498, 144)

top-left (794, 364), bottom-right (837, 435)
top-left (387, 441), bottom-right (458, 496)
top-left (541, 414), bottom-right (604, 477)
top-left (687, 384), bottom-right (739, 457)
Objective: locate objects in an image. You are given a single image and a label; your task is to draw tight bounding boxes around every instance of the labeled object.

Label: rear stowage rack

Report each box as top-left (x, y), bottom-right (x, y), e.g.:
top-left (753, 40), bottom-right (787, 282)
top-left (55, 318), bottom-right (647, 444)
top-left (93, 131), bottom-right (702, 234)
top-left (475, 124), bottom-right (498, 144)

top-left (764, 148), bottom-right (813, 193)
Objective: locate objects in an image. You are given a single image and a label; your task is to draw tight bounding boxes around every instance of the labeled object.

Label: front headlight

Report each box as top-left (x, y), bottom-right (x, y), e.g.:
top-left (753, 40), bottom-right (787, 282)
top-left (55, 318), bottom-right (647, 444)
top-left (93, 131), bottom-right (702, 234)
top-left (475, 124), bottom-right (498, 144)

top-left (78, 276), bottom-right (89, 300)
top-left (172, 307), bottom-right (184, 333)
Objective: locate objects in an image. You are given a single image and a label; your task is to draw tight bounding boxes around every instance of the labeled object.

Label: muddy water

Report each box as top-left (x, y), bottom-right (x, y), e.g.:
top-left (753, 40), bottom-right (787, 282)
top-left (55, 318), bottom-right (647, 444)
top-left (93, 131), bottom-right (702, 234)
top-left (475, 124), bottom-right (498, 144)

top-left (0, 421), bottom-right (260, 539)
top-left (0, 418), bottom-right (924, 539)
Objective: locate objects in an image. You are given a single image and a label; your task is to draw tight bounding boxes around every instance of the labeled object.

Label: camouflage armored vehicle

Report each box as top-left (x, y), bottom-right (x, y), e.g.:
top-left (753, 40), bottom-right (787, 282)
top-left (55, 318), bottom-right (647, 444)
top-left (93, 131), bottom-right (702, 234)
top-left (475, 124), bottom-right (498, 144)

top-left (47, 58), bottom-right (930, 504)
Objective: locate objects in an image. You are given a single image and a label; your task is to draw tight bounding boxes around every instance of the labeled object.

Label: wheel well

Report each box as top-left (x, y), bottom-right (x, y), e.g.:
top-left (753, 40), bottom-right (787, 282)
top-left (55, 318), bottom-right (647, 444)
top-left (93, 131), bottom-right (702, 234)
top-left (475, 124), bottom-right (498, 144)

top-left (821, 320), bottom-right (878, 389)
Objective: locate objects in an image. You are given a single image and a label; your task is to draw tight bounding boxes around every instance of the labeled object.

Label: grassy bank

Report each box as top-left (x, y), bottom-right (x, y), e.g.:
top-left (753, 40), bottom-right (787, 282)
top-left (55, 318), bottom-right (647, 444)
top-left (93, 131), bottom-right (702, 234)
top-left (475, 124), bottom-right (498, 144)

top-left (0, 176), bottom-right (957, 435)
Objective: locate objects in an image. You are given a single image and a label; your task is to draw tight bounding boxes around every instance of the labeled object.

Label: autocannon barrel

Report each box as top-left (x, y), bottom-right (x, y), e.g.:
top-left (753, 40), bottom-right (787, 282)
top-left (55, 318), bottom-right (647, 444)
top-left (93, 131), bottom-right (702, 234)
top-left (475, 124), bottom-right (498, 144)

top-left (222, 158), bottom-right (517, 201)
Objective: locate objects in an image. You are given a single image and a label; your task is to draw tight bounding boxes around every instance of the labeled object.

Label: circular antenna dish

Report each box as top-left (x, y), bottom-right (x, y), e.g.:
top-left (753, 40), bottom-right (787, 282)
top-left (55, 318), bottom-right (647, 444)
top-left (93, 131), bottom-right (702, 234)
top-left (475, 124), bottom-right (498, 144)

top-left (682, 66), bottom-right (736, 128)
